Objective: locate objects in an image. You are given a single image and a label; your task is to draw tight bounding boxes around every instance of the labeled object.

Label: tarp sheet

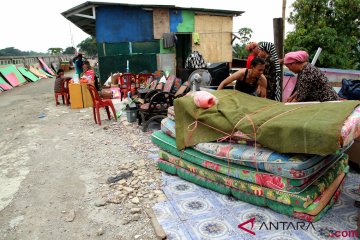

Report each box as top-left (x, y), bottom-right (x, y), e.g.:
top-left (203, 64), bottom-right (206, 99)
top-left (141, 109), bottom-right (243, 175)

top-left (174, 90), bottom-right (360, 155)
top-left (37, 68), bottom-right (54, 78)
top-left (0, 75), bottom-right (13, 90)
top-left (17, 67), bottom-right (40, 82)
top-left (0, 65), bottom-right (27, 87)
top-left (38, 57), bottom-right (55, 75)
top-left (28, 66), bottom-right (47, 78)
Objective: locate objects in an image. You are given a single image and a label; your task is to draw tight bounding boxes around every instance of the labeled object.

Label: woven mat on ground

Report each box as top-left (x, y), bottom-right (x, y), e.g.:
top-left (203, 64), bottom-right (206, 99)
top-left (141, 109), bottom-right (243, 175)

top-left (153, 171), bottom-right (360, 239)
top-left (174, 90), bottom-right (359, 155)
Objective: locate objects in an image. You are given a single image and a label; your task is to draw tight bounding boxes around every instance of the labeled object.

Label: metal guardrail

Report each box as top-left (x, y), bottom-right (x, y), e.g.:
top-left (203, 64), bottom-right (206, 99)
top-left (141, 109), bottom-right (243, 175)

top-left (0, 54), bottom-right (74, 66)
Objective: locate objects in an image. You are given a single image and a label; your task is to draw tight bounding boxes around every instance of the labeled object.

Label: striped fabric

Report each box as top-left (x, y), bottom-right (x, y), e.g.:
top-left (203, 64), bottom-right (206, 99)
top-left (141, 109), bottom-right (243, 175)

top-left (259, 41), bottom-right (282, 101)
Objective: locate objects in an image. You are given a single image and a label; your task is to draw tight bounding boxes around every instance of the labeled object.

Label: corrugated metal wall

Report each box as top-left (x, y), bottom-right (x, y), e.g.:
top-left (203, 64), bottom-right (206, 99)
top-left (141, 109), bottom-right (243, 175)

top-left (97, 41), bottom-right (160, 81)
top-left (96, 6), bottom-right (153, 42)
top-left (96, 6), bottom-right (158, 83)
top-left (95, 6), bottom-right (233, 83)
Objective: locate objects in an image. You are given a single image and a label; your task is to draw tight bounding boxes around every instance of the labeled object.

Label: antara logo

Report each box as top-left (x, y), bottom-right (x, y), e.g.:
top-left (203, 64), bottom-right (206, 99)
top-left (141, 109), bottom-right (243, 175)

top-left (238, 217), bottom-right (256, 235)
top-left (259, 221), bottom-right (316, 231)
top-left (238, 217), bottom-right (316, 235)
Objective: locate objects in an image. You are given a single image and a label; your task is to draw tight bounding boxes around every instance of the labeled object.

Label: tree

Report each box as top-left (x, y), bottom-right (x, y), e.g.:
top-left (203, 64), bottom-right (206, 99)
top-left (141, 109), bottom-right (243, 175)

top-left (63, 47), bottom-right (76, 55)
top-left (48, 48), bottom-right (63, 55)
top-left (233, 27), bottom-right (253, 59)
top-left (285, 0), bottom-right (360, 69)
top-left (0, 47), bottom-right (44, 56)
top-left (0, 47), bottom-right (22, 56)
top-left (77, 37), bottom-right (97, 56)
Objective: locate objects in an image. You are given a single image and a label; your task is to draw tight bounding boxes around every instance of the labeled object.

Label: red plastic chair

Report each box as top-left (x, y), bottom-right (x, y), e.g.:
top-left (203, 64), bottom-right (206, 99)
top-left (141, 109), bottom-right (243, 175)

top-left (119, 73), bottom-right (136, 100)
top-left (55, 79), bottom-right (71, 106)
top-left (136, 73), bottom-right (154, 89)
top-left (87, 84), bottom-right (117, 126)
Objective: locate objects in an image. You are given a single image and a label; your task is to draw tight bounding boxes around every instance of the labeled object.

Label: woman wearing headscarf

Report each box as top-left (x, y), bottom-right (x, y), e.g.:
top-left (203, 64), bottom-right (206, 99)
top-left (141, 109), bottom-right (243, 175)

top-left (245, 42), bottom-right (260, 69)
top-left (284, 50), bottom-right (338, 102)
top-left (258, 42), bottom-right (282, 101)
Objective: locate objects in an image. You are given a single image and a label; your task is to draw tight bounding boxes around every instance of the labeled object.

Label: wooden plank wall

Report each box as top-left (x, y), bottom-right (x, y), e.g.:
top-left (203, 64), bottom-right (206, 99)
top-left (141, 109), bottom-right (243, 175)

top-left (153, 8), bottom-right (170, 39)
top-left (194, 15), bottom-right (233, 63)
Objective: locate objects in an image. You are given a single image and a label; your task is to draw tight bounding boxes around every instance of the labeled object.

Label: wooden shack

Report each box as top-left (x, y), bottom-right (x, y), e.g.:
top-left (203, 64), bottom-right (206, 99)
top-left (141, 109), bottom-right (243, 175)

top-left (62, 2), bottom-right (243, 83)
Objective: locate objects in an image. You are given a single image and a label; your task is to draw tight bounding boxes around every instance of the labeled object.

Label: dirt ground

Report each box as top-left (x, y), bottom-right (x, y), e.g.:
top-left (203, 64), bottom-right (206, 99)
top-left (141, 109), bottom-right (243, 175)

top-left (0, 73), bottom-right (164, 240)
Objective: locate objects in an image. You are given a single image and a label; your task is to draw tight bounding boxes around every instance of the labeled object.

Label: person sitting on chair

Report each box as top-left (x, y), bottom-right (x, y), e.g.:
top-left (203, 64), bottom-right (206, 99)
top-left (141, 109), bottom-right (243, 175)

top-left (81, 60), bottom-right (95, 84)
top-left (217, 57), bottom-right (267, 98)
top-left (54, 69), bottom-right (71, 93)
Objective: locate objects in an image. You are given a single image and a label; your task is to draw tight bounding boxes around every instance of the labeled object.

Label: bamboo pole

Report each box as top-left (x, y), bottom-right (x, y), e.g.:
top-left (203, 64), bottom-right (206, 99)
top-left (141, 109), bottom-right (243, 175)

top-left (282, 0), bottom-right (286, 40)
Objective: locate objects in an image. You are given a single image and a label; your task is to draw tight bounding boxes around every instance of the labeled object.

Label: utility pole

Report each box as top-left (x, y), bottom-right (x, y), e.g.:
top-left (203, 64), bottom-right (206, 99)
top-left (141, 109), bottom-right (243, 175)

top-left (282, 0), bottom-right (286, 42)
top-left (273, 0), bottom-right (287, 101)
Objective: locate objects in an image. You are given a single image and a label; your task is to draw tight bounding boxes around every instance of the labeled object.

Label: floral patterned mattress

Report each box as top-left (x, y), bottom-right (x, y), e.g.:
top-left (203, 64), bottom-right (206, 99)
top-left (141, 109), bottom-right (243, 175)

top-left (161, 118), bottom-right (337, 173)
top-left (158, 149), bottom-right (342, 194)
top-left (157, 158), bottom-right (345, 220)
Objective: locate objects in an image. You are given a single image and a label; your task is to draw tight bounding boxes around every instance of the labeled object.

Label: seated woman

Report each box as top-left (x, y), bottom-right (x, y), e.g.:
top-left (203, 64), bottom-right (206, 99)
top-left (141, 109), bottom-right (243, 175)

top-left (81, 60), bottom-right (95, 84)
top-left (217, 57), bottom-right (267, 98)
top-left (285, 51), bottom-right (338, 102)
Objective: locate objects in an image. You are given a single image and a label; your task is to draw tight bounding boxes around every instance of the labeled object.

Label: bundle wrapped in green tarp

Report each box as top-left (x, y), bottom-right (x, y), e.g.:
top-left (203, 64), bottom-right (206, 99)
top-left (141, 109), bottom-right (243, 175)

top-left (174, 90), bottom-right (359, 155)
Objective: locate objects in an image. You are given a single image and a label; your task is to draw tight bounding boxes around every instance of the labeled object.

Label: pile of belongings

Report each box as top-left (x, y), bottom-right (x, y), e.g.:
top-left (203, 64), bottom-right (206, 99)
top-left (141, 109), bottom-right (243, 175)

top-left (151, 90), bottom-right (360, 222)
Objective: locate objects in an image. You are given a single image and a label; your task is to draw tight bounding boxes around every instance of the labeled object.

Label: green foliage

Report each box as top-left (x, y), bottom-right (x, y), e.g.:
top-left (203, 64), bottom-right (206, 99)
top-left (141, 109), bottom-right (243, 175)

top-left (238, 27), bottom-right (253, 45)
top-left (47, 48), bottom-right (63, 55)
top-left (233, 27), bottom-right (253, 59)
top-left (0, 47), bottom-right (44, 56)
top-left (77, 37), bottom-right (97, 56)
top-left (285, 0), bottom-right (360, 69)
top-left (233, 43), bottom-right (248, 59)
top-left (63, 47), bottom-right (76, 55)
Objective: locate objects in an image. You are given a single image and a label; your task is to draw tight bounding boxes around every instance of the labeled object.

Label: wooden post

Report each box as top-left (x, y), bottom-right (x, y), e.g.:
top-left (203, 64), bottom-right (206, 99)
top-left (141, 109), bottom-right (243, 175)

top-left (282, 0), bottom-right (287, 41)
top-left (273, 18), bottom-right (284, 59)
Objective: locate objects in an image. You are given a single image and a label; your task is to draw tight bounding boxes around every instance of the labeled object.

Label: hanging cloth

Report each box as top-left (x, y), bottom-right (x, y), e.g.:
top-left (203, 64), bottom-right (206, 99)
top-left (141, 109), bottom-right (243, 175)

top-left (163, 33), bottom-right (175, 48)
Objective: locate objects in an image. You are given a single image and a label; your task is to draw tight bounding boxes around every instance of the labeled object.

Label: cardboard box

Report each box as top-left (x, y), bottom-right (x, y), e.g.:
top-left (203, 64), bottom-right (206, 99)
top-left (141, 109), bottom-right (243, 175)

top-left (345, 138), bottom-right (360, 168)
top-left (111, 73), bottom-right (121, 85)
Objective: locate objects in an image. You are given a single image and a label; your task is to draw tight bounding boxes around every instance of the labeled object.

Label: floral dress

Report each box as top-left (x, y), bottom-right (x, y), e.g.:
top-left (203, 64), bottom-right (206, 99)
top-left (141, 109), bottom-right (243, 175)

top-left (295, 63), bottom-right (339, 102)
top-left (263, 56), bottom-right (277, 100)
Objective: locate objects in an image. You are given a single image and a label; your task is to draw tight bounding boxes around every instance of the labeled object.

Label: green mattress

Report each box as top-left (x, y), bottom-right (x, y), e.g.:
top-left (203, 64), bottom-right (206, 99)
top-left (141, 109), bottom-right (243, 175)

top-left (157, 150), bottom-right (347, 209)
top-left (152, 131), bottom-right (344, 192)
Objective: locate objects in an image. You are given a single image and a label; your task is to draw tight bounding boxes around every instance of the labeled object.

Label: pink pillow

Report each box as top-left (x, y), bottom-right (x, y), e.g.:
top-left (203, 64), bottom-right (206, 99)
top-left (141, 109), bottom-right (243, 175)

top-left (193, 91), bottom-right (218, 109)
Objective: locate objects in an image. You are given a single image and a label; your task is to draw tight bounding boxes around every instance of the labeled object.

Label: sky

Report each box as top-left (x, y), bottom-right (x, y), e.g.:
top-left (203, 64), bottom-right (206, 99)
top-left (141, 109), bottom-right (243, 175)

top-left (0, 0), bottom-right (295, 53)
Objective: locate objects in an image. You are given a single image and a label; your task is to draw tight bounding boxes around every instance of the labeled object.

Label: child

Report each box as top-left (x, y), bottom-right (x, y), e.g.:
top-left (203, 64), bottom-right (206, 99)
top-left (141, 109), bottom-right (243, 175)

top-left (54, 69), bottom-right (71, 92)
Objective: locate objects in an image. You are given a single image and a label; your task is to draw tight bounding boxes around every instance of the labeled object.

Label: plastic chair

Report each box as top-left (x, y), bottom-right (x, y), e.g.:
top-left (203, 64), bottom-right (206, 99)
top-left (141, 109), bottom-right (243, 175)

top-left (137, 76), bottom-right (177, 131)
top-left (87, 84), bottom-right (117, 126)
top-left (174, 81), bottom-right (191, 98)
top-left (136, 73), bottom-right (154, 89)
top-left (119, 73), bottom-right (137, 100)
top-left (55, 79), bottom-right (71, 106)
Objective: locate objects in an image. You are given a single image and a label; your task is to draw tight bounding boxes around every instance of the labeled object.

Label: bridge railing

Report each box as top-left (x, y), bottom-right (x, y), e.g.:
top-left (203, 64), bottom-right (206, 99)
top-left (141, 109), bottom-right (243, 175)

top-left (0, 54), bottom-right (74, 66)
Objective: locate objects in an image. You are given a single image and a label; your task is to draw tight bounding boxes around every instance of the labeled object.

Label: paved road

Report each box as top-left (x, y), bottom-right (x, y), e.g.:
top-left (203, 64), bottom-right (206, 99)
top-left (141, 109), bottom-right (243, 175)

top-left (0, 76), bottom-right (158, 239)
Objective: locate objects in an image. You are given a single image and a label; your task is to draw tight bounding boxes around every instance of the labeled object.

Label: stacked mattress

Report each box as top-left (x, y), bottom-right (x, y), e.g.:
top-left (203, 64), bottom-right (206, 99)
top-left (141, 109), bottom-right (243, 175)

top-left (152, 91), bottom-right (360, 222)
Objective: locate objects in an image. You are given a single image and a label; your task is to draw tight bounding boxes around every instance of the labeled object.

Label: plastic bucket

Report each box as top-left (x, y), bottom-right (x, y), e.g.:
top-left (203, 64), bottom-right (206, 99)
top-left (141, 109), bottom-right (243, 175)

top-left (126, 108), bottom-right (138, 123)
